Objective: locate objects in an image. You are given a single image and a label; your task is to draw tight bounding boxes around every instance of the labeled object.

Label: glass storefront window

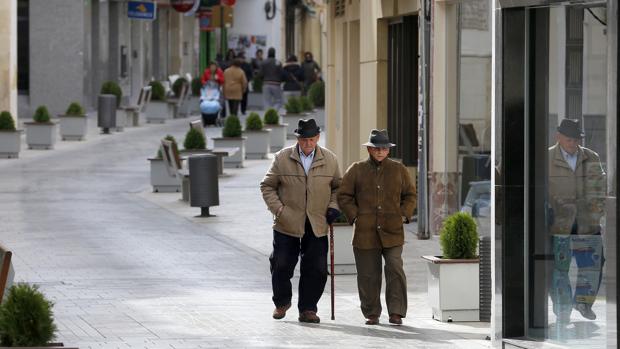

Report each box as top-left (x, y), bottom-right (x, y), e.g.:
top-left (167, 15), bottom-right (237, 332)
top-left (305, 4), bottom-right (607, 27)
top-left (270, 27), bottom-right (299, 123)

top-left (527, 4), bottom-right (612, 347)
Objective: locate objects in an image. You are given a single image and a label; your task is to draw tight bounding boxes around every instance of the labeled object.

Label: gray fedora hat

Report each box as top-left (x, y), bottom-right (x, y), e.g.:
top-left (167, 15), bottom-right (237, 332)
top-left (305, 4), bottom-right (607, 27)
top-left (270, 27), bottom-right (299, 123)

top-left (557, 119), bottom-right (584, 139)
top-left (362, 129), bottom-right (396, 148)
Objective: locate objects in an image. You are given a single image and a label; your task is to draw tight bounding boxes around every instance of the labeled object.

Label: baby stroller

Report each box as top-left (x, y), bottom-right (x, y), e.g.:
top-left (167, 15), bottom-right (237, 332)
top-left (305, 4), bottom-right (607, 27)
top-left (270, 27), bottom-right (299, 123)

top-left (200, 80), bottom-right (224, 127)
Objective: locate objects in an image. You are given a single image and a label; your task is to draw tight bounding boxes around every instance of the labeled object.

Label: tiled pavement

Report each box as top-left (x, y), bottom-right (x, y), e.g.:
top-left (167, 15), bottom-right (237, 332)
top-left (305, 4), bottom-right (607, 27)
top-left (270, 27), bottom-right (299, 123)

top-left (0, 111), bottom-right (490, 348)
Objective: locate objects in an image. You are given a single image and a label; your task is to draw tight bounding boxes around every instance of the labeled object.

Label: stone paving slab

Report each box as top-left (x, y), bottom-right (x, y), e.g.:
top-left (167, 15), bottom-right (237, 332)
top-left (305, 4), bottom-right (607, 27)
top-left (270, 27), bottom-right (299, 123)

top-left (0, 112), bottom-right (490, 348)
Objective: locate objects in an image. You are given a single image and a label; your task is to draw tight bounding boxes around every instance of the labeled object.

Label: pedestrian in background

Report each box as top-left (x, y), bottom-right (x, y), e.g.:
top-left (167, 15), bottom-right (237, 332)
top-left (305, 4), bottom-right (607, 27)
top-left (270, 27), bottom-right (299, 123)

top-left (237, 51), bottom-right (254, 115)
top-left (200, 61), bottom-right (224, 86)
top-left (222, 48), bottom-right (236, 71)
top-left (258, 47), bottom-right (285, 111)
top-left (252, 48), bottom-right (264, 77)
top-left (260, 118), bottom-right (342, 324)
top-left (283, 54), bottom-right (304, 101)
top-left (223, 58), bottom-right (248, 116)
top-left (302, 51), bottom-right (321, 95)
top-left (337, 129), bottom-right (416, 326)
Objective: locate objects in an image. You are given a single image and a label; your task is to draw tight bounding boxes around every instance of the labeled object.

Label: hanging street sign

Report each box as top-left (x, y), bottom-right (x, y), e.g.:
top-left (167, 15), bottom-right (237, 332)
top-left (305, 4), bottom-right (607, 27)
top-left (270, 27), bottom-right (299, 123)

top-left (128, 1), bottom-right (157, 20)
top-left (171, 0), bottom-right (196, 13)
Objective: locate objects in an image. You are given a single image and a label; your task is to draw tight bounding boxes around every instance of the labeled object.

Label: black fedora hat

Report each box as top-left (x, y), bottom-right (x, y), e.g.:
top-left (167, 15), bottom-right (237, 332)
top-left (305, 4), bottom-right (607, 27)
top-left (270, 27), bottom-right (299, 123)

top-left (294, 118), bottom-right (321, 138)
top-left (557, 119), bottom-right (584, 139)
top-left (362, 129), bottom-right (396, 148)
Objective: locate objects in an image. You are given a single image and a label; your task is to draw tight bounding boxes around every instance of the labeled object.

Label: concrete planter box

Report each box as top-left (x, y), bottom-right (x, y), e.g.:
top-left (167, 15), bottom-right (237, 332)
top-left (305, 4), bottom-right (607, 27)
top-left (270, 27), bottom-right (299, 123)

top-left (213, 137), bottom-right (246, 168)
top-left (25, 122), bottom-right (57, 150)
top-left (422, 256), bottom-right (480, 322)
top-left (188, 96), bottom-right (201, 116)
top-left (243, 129), bottom-right (271, 159)
top-left (329, 224), bottom-right (357, 275)
top-left (148, 158), bottom-right (182, 193)
top-left (146, 100), bottom-right (169, 123)
top-left (265, 123), bottom-right (287, 152)
top-left (0, 130), bottom-right (23, 158)
top-left (282, 113), bottom-right (302, 139)
top-left (248, 92), bottom-right (264, 110)
top-left (59, 115), bottom-right (87, 141)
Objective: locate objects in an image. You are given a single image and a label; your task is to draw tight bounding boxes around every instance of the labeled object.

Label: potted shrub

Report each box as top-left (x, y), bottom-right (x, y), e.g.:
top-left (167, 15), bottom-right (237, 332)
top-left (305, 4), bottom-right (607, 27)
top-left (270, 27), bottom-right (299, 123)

top-left (25, 106), bottom-right (57, 150)
top-left (59, 102), bottom-right (87, 141)
top-left (329, 213), bottom-right (357, 274)
top-left (146, 80), bottom-right (169, 123)
top-left (263, 108), bottom-right (287, 152)
top-left (308, 81), bottom-right (325, 127)
top-left (243, 112), bottom-right (271, 159)
top-left (100, 81), bottom-right (125, 131)
top-left (168, 77), bottom-right (189, 119)
top-left (282, 96), bottom-right (302, 139)
top-left (190, 77), bottom-right (203, 115)
top-left (213, 115), bottom-right (246, 168)
top-left (0, 111), bottom-right (22, 159)
top-left (181, 127), bottom-right (209, 156)
top-left (422, 212), bottom-right (480, 322)
top-left (148, 135), bottom-right (182, 193)
top-left (299, 96), bottom-right (315, 116)
top-left (248, 76), bottom-right (264, 110)
top-left (0, 283), bottom-right (67, 348)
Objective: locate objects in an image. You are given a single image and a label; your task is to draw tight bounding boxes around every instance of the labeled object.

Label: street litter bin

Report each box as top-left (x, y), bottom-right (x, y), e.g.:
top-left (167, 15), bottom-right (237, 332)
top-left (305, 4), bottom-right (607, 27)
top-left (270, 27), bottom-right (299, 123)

top-left (98, 94), bottom-right (117, 133)
top-left (189, 154), bottom-right (219, 217)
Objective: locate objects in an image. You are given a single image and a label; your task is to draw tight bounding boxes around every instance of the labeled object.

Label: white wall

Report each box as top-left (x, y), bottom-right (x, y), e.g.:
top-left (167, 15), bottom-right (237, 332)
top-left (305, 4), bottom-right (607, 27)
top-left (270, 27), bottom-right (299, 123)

top-left (229, 0), bottom-right (283, 60)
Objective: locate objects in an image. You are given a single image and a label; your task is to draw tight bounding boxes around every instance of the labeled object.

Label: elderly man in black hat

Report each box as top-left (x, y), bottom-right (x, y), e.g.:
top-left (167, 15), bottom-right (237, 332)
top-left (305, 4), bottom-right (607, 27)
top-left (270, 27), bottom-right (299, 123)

top-left (337, 129), bottom-right (416, 325)
top-left (548, 119), bottom-right (606, 323)
top-left (260, 118), bottom-right (341, 323)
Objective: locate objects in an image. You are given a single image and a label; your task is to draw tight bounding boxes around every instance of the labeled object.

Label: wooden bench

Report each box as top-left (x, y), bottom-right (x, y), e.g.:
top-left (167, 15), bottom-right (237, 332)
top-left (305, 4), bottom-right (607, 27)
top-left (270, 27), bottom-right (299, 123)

top-left (0, 243), bottom-right (14, 303)
top-left (167, 81), bottom-right (190, 119)
top-left (122, 86), bottom-right (152, 127)
top-left (189, 120), bottom-right (239, 175)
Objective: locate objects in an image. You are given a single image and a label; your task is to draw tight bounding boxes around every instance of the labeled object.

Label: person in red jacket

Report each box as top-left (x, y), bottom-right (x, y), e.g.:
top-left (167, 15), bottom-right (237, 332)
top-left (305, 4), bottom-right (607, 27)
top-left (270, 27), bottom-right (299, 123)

top-left (201, 61), bottom-right (224, 86)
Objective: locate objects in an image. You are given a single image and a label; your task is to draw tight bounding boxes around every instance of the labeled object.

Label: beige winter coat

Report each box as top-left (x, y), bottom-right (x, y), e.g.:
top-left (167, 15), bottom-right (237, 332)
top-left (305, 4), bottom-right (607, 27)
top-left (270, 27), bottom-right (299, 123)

top-left (260, 145), bottom-right (341, 238)
top-left (548, 143), bottom-right (606, 235)
top-left (223, 66), bottom-right (248, 100)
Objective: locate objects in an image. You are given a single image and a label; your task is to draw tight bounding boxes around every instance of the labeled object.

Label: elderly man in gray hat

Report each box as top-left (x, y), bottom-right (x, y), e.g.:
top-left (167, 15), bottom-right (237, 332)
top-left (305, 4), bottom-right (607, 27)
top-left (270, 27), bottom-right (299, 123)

top-left (548, 119), bottom-right (606, 323)
top-left (260, 118), bottom-right (341, 324)
top-left (337, 129), bottom-right (416, 325)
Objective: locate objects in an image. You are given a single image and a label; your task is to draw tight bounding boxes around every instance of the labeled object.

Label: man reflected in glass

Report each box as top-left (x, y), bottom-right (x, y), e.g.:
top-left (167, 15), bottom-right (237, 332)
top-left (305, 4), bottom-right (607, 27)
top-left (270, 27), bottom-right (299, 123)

top-left (548, 119), bottom-right (606, 324)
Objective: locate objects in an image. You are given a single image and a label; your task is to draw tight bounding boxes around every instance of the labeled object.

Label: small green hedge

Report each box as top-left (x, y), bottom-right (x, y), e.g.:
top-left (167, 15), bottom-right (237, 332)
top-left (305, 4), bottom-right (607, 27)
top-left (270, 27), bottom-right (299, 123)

top-left (308, 80), bottom-right (325, 107)
top-left (149, 81), bottom-right (165, 101)
top-left (245, 112), bottom-right (263, 131)
top-left (263, 108), bottom-right (279, 125)
top-left (191, 77), bottom-right (202, 97)
top-left (299, 96), bottom-right (314, 112)
top-left (65, 102), bottom-right (85, 117)
top-left (183, 127), bottom-right (206, 150)
top-left (0, 283), bottom-right (57, 347)
top-left (284, 96), bottom-right (302, 114)
top-left (172, 78), bottom-right (189, 98)
top-left (100, 81), bottom-right (122, 108)
top-left (0, 111), bottom-right (16, 131)
top-left (252, 76), bottom-right (263, 93)
top-left (439, 212), bottom-right (479, 259)
top-left (223, 115), bottom-right (242, 138)
top-left (33, 106), bottom-right (51, 123)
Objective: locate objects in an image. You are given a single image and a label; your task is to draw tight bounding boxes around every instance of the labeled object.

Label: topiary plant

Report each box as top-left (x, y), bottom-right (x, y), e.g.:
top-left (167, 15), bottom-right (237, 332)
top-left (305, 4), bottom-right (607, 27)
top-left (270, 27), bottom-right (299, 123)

top-left (439, 212), bottom-right (479, 259)
top-left (65, 102), bottom-right (85, 117)
top-left (33, 106), bottom-right (51, 123)
top-left (263, 108), bottom-right (279, 125)
top-left (183, 127), bottom-right (206, 150)
top-left (252, 76), bottom-right (263, 93)
top-left (0, 111), bottom-right (16, 131)
top-left (191, 77), bottom-right (202, 97)
top-left (0, 283), bottom-right (57, 347)
top-left (284, 96), bottom-right (302, 114)
top-left (172, 77), bottom-right (189, 98)
top-left (100, 81), bottom-right (122, 108)
top-left (157, 134), bottom-right (178, 158)
top-left (299, 96), bottom-right (314, 112)
top-left (308, 80), bottom-right (325, 108)
top-left (222, 115), bottom-right (242, 138)
top-left (245, 112), bottom-right (263, 131)
top-left (149, 81), bottom-right (165, 101)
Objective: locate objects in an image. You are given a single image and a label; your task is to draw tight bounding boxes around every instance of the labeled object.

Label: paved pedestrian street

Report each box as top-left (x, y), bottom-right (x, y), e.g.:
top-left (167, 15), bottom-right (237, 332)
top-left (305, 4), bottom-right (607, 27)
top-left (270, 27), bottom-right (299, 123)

top-left (0, 114), bottom-right (490, 348)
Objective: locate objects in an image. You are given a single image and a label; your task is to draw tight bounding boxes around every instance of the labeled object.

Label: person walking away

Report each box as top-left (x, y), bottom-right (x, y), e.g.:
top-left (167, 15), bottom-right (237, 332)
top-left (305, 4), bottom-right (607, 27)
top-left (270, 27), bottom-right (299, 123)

top-left (302, 51), bottom-right (321, 95)
top-left (547, 119), bottom-right (606, 323)
top-left (223, 58), bottom-right (248, 117)
top-left (337, 129), bottom-right (416, 326)
top-left (238, 52), bottom-right (254, 115)
top-left (258, 47), bottom-right (285, 111)
top-left (260, 118), bottom-right (342, 323)
top-left (283, 54), bottom-right (305, 101)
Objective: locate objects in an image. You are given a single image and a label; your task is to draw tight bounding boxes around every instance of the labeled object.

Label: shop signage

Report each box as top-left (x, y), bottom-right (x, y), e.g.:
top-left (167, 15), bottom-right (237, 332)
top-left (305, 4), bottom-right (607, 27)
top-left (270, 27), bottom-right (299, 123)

top-left (128, 1), bottom-right (157, 20)
top-left (171, 0), bottom-right (197, 13)
top-left (199, 12), bottom-right (214, 32)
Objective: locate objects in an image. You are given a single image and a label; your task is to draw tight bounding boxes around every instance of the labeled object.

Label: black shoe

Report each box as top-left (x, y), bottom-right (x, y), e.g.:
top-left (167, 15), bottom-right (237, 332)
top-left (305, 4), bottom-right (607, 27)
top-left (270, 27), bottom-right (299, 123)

top-left (574, 303), bottom-right (596, 320)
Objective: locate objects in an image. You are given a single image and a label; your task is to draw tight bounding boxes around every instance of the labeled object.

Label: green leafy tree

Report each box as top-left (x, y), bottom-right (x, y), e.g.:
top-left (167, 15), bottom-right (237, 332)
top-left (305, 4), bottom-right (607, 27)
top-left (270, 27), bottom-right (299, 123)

top-left (0, 111), bottom-right (16, 131)
top-left (308, 80), bottom-right (325, 107)
top-left (439, 212), bottom-right (479, 259)
top-left (183, 128), bottom-right (206, 150)
top-left (223, 115), bottom-right (242, 138)
top-left (0, 283), bottom-right (57, 347)
top-left (284, 96), bottom-right (302, 114)
top-left (149, 81), bottom-right (165, 101)
top-left (33, 106), bottom-right (51, 123)
top-left (263, 108), bottom-right (280, 125)
top-left (65, 102), bottom-right (85, 117)
top-left (100, 81), bottom-right (122, 108)
top-left (245, 112), bottom-right (264, 131)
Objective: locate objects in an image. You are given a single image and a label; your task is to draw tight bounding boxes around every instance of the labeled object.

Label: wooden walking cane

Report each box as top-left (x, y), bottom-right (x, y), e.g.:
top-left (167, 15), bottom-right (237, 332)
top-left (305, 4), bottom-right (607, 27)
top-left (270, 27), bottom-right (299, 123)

top-left (329, 223), bottom-right (335, 320)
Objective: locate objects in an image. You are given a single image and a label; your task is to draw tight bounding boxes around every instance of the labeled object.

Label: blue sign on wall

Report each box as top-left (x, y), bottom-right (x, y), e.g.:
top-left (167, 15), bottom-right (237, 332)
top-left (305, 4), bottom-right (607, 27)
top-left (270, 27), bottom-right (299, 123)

top-left (128, 1), bottom-right (157, 20)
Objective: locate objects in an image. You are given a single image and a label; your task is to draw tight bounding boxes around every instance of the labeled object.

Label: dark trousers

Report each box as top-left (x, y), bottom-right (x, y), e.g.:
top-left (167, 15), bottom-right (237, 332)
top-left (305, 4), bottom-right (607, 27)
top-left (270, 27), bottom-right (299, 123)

top-left (241, 90), bottom-right (249, 115)
top-left (269, 220), bottom-right (328, 313)
top-left (227, 99), bottom-right (240, 116)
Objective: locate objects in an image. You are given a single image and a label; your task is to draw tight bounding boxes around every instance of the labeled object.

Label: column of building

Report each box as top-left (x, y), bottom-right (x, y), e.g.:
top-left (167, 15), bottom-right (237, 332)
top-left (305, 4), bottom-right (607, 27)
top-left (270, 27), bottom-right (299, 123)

top-left (0, 0), bottom-right (17, 119)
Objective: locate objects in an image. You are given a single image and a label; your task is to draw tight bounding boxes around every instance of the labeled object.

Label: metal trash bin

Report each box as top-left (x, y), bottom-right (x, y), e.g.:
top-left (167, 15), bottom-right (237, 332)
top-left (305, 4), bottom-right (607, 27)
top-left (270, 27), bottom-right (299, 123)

top-left (479, 235), bottom-right (492, 322)
top-left (98, 94), bottom-right (117, 133)
top-left (189, 154), bottom-right (219, 217)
